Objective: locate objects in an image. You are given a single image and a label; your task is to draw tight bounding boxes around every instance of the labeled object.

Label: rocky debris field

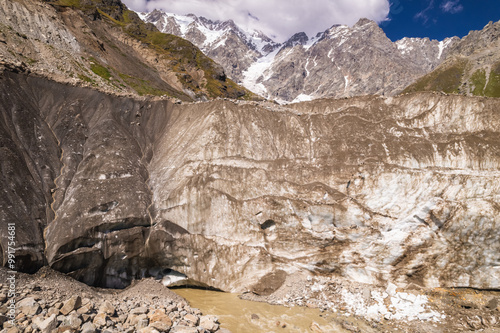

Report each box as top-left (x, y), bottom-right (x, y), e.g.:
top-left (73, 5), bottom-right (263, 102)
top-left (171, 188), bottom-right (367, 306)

top-left (0, 267), bottom-right (226, 333)
top-left (242, 272), bottom-right (500, 333)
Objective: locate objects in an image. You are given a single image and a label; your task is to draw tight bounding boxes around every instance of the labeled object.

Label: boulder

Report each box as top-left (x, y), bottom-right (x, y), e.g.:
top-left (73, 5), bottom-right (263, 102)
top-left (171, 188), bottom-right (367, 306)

top-left (98, 301), bottom-right (115, 316)
top-left (199, 315), bottom-right (220, 332)
top-left (148, 309), bottom-right (172, 331)
top-left (92, 313), bottom-right (108, 327)
top-left (81, 322), bottom-right (97, 333)
top-left (32, 314), bottom-right (57, 333)
top-left (60, 296), bottom-right (82, 315)
top-left (18, 298), bottom-right (40, 316)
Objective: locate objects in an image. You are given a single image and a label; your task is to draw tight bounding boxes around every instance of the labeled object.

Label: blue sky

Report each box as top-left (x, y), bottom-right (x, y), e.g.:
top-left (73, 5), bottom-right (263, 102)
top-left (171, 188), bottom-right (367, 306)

top-left (381, 0), bottom-right (500, 41)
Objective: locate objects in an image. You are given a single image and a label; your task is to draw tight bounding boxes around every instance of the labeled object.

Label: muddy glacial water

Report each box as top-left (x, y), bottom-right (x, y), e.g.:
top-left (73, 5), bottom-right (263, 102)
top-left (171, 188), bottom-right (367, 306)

top-left (173, 288), bottom-right (345, 332)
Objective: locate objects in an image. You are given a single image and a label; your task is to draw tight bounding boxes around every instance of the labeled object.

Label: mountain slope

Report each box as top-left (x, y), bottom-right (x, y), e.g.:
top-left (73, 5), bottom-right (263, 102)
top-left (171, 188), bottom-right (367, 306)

top-left (139, 9), bottom-right (279, 84)
top-left (0, 0), bottom-right (253, 100)
top-left (403, 20), bottom-right (500, 97)
top-left (142, 11), bottom-right (457, 102)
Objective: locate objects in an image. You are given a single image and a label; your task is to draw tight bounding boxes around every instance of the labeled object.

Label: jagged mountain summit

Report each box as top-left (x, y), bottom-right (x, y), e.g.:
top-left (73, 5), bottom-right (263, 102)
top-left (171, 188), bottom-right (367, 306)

top-left (138, 9), bottom-right (280, 85)
top-left (141, 10), bottom-right (458, 102)
top-left (247, 19), bottom-right (457, 102)
top-left (404, 20), bottom-right (500, 97)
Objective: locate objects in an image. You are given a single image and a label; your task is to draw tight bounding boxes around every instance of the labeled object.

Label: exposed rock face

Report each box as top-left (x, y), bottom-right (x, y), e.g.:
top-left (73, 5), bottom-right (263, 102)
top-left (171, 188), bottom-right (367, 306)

top-left (139, 10), bottom-right (279, 84)
top-left (2, 67), bottom-right (499, 292)
top-left (404, 20), bottom-right (500, 97)
top-left (142, 11), bottom-right (457, 102)
top-left (0, 0), bottom-right (251, 100)
top-left (248, 19), bottom-right (455, 102)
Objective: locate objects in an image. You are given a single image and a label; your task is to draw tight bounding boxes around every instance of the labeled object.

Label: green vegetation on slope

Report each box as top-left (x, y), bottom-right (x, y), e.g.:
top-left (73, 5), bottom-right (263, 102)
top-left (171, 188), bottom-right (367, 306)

top-left (470, 69), bottom-right (486, 96)
top-left (118, 73), bottom-right (172, 96)
top-left (402, 56), bottom-right (500, 98)
top-left (89, 58), bottom-right (112, 80)
top-left (484, 62), bottom-right (500, 97)
top-left (47, 0), bottom-right (253, 99)
top-left (403, 58), bottom-right (468, 94)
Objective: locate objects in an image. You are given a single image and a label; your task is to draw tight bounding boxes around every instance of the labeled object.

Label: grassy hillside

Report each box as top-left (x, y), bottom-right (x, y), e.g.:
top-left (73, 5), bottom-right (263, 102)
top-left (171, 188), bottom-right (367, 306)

top-left (403, 58), bottom-right (500, 97)
top-left (403, 58), bottom-right (468, 95)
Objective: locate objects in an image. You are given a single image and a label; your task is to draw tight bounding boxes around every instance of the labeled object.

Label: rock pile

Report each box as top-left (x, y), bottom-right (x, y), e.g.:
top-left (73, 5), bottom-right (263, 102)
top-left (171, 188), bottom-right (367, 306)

top-left (0, 268), bottom-right (226, 333)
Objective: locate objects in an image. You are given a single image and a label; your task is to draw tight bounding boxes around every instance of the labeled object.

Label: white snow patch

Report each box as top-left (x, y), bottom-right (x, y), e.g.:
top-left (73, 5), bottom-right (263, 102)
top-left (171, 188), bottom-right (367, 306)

top-left (212, 36), bottom-right (228, 49)
top-left (292, 94), bottom-right (314, 103)
top-left (164, 13), bottom-right (195, 36)
top-left (341, 284), bottom-right (443, 322)
top-left (327, 47), bottom-right (334, 59)
top-left (303, 36), bottom-right (318, 50)
top-left (437, 38), bottom-right (453, 59)
top-left (304, 57), bottom-right (310, 77)
top-left (343, 75), bottom-right (350, 92)
top-left (242, 49), bottom-right (280, 97)
top-left (395, 39), bottom-right (415, 55)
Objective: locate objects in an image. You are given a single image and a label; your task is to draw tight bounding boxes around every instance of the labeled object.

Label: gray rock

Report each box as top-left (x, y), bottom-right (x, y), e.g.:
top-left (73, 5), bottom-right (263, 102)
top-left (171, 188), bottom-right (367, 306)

top-left (486, 298), bottom-right (498, 310)
top-left (169, 325), bottom-right (199, 333)
top-left (32, 314), bottom-right (57, 333)
top-left (60, 313), bottom-right (82, 329)
top-left (77, 303), bottom-right (93, 315)
top-left (92, 313), bottom-right (108, 327)
top-left (81, 322), bottom-right (97, 333)
top-left (138, 327), bottom-right (160, 333)
top-left (130, 306), bottom-right (148, 315)
top-left (47, 307), bottom-right (59, 317)
top-left (60, 296), bottom-right (82, 315)
top-left (183, 314), bottom-right (199, 326)
top-left (148, 309), bottom-right (172, 331)
top-left (199, 315), bottom-right (220, 332)
top-left (17, 298), bottom-right (40, 316)
top-left (136, 316), bottom-right (149, 330)
top-left (98, 301), bottom-right (115, 316)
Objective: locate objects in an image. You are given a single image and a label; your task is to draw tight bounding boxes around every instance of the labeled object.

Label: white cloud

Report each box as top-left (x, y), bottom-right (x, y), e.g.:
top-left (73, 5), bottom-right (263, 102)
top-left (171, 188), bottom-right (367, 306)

top-left (440, 0), bottom-right (463, 14)
top-left (123, 0), bottom-right (390, 42)
top-left (414, 0), bottom-right (434, 24)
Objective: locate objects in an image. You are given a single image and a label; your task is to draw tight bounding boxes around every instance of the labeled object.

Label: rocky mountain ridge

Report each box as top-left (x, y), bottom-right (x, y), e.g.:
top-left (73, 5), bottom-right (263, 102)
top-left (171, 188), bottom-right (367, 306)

top-left (141, 10), bottom-right (458, 102)
top-left (138, 9), bottom-right (280, 86)
top-left (404, 19), bottom-right (500, 97)
top-left (0, 0), bottom-right (252, 101)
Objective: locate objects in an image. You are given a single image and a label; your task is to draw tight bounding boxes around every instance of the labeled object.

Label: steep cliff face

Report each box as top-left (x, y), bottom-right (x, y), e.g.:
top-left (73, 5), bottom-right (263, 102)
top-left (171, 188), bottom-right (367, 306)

top-left (2, 66), bottom-right (499, 292)
top-left (148, 93), bottom-right (500, 292)
top-left (0, 68), bottom-right (169, 285)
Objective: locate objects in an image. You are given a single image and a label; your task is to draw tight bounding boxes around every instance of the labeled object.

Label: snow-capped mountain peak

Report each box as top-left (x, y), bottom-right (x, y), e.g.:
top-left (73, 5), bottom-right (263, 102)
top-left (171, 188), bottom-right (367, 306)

top-left (140, 11), bottom-right (458, 103)
top-left (140, 9), bottom-right (278, 55)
